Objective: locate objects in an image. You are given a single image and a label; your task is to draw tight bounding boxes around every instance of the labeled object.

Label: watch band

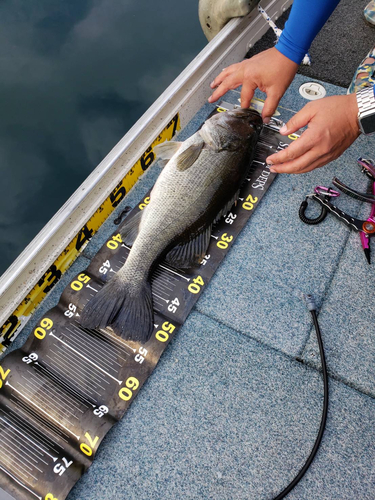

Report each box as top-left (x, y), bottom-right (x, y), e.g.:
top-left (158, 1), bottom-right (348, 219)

top-left (356, 86), bottom-right (375, 134)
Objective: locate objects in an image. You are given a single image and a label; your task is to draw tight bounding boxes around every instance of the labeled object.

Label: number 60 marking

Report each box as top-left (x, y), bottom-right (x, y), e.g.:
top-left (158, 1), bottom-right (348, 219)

top-left (119, 377), bottom-right (140, 402)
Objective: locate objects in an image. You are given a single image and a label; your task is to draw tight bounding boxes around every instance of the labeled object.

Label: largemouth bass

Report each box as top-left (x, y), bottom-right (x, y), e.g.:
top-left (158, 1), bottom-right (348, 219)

top-left (80, 108), bottom-right (262, 341)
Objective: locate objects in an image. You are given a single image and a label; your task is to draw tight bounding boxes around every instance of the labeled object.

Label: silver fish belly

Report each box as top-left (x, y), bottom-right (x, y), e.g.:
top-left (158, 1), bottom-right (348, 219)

top-left (80, 108), bottom-right (263, 341)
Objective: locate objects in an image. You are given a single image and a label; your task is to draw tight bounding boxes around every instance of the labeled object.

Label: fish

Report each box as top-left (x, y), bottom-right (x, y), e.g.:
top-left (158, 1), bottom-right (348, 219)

top-left (79, 108), bottom-right (263, 342)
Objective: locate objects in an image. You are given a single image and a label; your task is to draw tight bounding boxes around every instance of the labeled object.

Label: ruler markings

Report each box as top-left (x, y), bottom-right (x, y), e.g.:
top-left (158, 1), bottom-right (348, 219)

top-left (0, 465), bottom-right (42, 499)
top-left (64, 326), bottom-right (123, 369)
top-left (4, 406), bottom-right (62, 453)
top-left (0, 461), bottom-right (34, 487)
top-left (49, 332), bottom-right (123, 385)
top-left (9, 399), bottom-right (70, 445)
top-left (24, 373), bottom-right (84, 415)
top-left (69, 322), bottom-right (128, 362)
top-left (0, 420), bottom-right (51, 464)
top-left (0, 440), bottom-right (39, 477)
top-left (47, 347), bottom-right (108, 387)
top-left (20, 377), bottom-right (81, 422)
top-left (6, 398), bottom-right (69, 453)
top-left (151, 281), bottom-right (175, 295)
top-left (157, 264), bottom-right (191, 281)
top-left (34, 362), bottom-right (95, 409)
top-left (76, 322), bottom-right (132, 357)
top-left (46, 352), bottom-right (106, 395)
top-left (49, 343), bottom-right (111, 387)
top-left (153, 267), bottom-right (180, 280)
top-left (6, 382), bottom-right (80, 440)
top-left (0, 434), bottom-right (45, 473)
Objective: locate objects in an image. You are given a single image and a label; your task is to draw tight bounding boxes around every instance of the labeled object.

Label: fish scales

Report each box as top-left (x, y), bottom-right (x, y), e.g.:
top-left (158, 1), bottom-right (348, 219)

top-left (80, 108), bottom-right (263, 341)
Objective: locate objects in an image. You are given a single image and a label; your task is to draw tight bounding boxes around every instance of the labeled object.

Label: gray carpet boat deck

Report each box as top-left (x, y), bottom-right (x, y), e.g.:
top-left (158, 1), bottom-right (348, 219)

top-left (3, 2), bottom-right (375, 497)
top-left (4, 73), bottom-right (375, 499)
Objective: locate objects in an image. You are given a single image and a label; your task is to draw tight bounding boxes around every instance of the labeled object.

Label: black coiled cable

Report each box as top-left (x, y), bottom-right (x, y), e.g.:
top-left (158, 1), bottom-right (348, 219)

top-left (299, 198), bottom-right (328, 225)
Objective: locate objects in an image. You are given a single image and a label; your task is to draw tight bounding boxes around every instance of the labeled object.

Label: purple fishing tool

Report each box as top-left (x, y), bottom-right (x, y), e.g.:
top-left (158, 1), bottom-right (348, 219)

top-left (299, 158), bottom-right (375, 264)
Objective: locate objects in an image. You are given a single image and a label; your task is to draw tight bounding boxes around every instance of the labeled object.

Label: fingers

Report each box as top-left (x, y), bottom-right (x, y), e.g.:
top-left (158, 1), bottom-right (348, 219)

top-left (268, 150), bottom-right (324, 174)
top-left (240, 80), bottom-right (257, 108)
top-left (266, 130), bottom-right (313, 165)
top-left (210, 64), bottom-right (240, 89)
top-left (208, 65), bottom-right (242, 103)
top-left (208, 73), bottom-right (241, 103)
top-left (279, 104), bottom-right (315, 135)
top-left (261, 92), bottom-right (281, 121)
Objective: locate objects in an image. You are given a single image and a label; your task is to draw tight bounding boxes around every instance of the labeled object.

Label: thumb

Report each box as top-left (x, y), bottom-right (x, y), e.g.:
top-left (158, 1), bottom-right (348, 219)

top-left (262, 93), bottom-right (281, 122)
top-left (279, 104), bottom-right (314, 135)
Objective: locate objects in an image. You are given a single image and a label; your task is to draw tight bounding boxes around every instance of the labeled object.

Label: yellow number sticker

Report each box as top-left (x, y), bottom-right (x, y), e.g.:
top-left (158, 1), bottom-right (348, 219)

top-left (34, 317), bottom-right (53, 340)
top-left (80, 432), bottom-right (99, 457)
top-left (217, 233), bottom-right (233, 249)
top-left (288, 133), bottom-right (299, 141)
top-left (119, 376), bottom-right (140, 401)
top-left (70, 273), bottom-right (91, 291)
top-left (45, 494), bottom-right (58, 500)
top-left (188, 275), bottom-right (204, 294)
top-left (106, 233), bottom-right (123, 250)
top-left (0, 365), bottom-right (10, 389)
top-left (242, 194), bottom-right (258, 211)
top-left (139, 196), bottom-right (150, 210)
top-left (155, 321), bottom-right (176, 343)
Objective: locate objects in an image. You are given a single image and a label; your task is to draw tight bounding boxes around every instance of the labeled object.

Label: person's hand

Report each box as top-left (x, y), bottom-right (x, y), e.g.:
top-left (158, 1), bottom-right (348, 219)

top-left (266, 94), bottom-right (361, 174)
top-left (208, 47), bottom-right (299, 121)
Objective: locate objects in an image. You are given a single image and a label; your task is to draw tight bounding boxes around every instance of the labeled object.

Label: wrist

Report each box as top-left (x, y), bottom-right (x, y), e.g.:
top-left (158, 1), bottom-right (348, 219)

top-left (346, 92), bottom-right (360, 134)
top-left (272, 47), bottom-right (299, 70)
top-left (356, 85), bottom-right (375, 135)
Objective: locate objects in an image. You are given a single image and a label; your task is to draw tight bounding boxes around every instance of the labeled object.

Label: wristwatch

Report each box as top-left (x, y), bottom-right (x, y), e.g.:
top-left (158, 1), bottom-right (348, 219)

top-left (356, 85), bottom-right (375, 135)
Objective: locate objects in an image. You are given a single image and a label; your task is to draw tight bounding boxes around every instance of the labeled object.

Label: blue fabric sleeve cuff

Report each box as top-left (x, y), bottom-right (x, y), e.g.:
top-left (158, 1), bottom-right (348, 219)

top-left (274, 0), bottom-right (341, 65)
top-left (275, 33), bottom-right (307, 64)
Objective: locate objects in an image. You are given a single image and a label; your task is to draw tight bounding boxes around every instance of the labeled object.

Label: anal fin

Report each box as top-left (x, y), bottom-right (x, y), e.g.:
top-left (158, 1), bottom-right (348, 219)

top-left (165, 225), bottom-right (212, 269)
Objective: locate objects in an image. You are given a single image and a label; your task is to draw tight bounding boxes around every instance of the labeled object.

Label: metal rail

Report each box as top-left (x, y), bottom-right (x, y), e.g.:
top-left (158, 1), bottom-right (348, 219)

top-left (0, 0), bottom-right (292, 329)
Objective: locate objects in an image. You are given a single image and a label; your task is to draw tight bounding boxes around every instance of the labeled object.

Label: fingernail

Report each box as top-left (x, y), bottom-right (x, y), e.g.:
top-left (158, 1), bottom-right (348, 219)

top-left (266, 159), bottom-right (273, 166)
top-left (210, 81), bottom-right (215, 88)
top-left (269, 167), bottom-right (277, 173)
top-left (208, 96), bottom-right (213, 103)
top-left (263, 117), bottom-right (270, 124)
top-left (279, 125), bottom-right (287, 134)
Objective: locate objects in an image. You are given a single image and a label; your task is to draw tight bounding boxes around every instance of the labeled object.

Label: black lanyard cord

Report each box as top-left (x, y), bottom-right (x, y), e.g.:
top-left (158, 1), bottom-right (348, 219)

top-left (273, 296), bottom-right (329, 500)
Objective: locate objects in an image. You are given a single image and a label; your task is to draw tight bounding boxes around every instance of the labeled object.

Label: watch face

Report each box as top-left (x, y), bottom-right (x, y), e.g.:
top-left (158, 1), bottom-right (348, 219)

top-left (361, 113), bottom-right (375, 135)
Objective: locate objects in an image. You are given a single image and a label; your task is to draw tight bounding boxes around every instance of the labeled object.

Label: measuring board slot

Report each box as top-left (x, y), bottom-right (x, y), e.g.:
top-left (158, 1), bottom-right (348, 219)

top-left (0, 109), bottom-right (297, 500)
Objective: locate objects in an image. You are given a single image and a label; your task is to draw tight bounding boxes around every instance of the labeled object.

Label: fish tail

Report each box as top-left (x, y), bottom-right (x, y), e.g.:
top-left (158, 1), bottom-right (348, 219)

top-left (80, 275), bottom-right (154, 342)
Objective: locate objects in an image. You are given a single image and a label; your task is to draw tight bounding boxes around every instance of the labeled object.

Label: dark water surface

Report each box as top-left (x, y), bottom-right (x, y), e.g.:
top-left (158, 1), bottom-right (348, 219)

top-left (0, 0), bottom-right (207, 275)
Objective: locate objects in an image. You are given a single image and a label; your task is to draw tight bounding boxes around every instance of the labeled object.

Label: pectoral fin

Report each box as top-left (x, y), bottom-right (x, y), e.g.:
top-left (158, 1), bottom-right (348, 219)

top-left (176, 141), bottom-right (204, 171)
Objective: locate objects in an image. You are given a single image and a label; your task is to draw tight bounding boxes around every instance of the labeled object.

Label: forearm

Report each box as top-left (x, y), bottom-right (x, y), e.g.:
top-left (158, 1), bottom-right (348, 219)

top-left (275, 0), bottom-right (341, 64)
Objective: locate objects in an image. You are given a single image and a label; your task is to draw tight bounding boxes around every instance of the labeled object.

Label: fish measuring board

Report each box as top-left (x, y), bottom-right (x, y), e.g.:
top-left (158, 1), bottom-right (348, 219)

top-left (0, 115), bottom-right (296, 500)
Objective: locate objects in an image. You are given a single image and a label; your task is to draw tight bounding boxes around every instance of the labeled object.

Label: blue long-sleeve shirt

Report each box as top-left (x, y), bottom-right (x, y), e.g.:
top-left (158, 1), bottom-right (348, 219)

top-left (275, 0), bottom-right (341, 64)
